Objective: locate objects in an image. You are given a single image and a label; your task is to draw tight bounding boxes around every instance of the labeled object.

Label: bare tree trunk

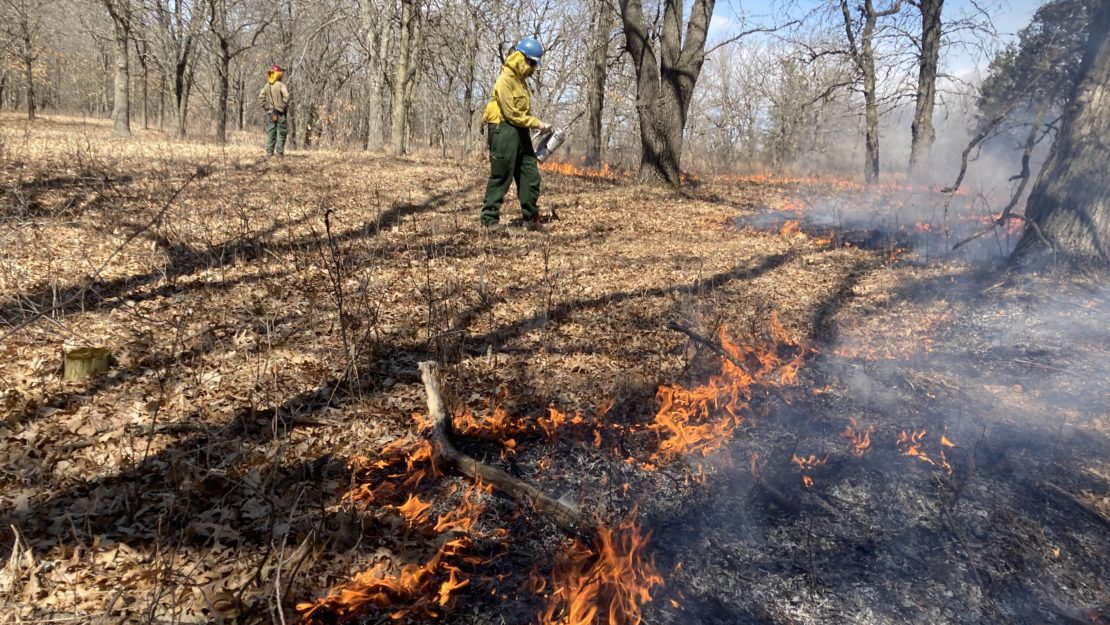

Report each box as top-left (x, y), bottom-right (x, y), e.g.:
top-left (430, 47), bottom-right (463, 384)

top-left (461, 2), bottom-right (480, 152)
top-left (215, 42), bottom-right (231, 143)
top-left (585, 0), bottom-right (611, 168)
top-left (862, 53), bottom-right (879, 182)
top-left (389, 0), bottom-right (422, 155)
top-left (236, 69), bottom-right (245, 131)
top-left (359, 0), bottom-right (392, 151)
top-left (0, 72), bottom-right (7, 111)
top-left (1012, 0), bottom-right (1110, 267)
top-left (109, 15), bottom-right (131, 137)
top-left (140, 62), bottom-right (148, 130)
top-left (840, 0), bottom-right (901, 184)
top-left (618, 0), bottom-right (716, 186)
top-left (909, 0), bottom-right (943, 175)
top-left (173, 37), bottom-right (194, 138)
top-left (23, 56), bottom-right (35, 121)
top-left (157, 72), bottom-right (165, 131)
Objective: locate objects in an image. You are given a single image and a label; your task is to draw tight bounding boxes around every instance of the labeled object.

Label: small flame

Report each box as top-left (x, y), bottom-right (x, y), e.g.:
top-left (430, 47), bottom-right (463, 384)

top-left (841, 418), bottom-right (875, 457)
top-left (780, 220), bottom-right (802, 236)
top-left (896, 429), bottom-right (954, 474)
top-left (791, 453), bottom-right (828, 488)
top-left (396, 494), bottom-right (433, 526)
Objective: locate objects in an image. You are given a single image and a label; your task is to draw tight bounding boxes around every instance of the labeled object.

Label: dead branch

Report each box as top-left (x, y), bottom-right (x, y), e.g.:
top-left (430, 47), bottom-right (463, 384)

top-left (418, 361), bottom-right (583, 534)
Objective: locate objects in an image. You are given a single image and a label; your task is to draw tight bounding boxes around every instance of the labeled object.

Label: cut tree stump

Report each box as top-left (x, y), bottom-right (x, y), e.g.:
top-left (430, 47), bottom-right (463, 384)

top-left (418, 361), bottom-right (584, 534)
top-left (63, 346), bottom-right (111, 380)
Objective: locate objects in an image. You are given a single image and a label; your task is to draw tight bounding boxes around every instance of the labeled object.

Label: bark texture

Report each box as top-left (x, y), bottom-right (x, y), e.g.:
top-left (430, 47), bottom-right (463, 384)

top-left (104, 0), bottom-right (132, 138)
top-left (585, 0), bottom-right (612, 168)
top-left (909, 0), bottom-right (943, 174)
top-left (618, 0), bottom-right (716, 186)
top-left (1012, 0), bottom-right (1110, 267)
top-left (389, 0), bottom-right (423, 155)
top-left (840, 0), bottom-right (902, 184)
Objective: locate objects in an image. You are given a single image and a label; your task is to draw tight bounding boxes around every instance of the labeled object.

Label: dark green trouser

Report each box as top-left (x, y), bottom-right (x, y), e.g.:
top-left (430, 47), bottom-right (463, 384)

top-left (481, 122), bottom-right (540, 225)
top-left (265, 111), bottom-right (288, 156)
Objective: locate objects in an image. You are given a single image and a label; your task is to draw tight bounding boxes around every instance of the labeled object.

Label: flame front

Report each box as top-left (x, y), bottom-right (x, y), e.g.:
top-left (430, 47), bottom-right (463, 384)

top-left (648, 315), bottom-right (809, 462)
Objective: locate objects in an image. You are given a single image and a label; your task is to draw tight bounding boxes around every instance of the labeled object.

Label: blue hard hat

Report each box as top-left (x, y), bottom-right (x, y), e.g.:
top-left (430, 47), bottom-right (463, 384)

top-left (515, 37), bottom-right (544, 65)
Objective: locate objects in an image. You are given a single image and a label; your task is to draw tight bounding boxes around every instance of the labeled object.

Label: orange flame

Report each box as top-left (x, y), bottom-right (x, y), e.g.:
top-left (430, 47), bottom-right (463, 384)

top-left (539, 160), bottom-right (631, 181)
top-left (780, 220), bottom-right (802, 236)
top-left (791, 453), bottom-right (828, 488)
top-left (841, 418), bottom-right (875, 457)
top-left (539, 514), bottom-right (664, 625)
top-left (896, 429), bottom-right (953, 474)
top-left (396, 494), bottom-right (433, 526)
top-left (648, 316), bottom-right (809, 462)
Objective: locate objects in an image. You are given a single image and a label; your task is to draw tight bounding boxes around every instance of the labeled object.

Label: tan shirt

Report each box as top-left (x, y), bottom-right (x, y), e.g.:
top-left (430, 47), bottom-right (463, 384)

top-left (258, 80), bottom-right (290, 113)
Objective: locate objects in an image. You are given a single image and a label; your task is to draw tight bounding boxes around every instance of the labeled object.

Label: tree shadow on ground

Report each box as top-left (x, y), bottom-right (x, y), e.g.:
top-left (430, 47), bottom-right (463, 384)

top-left (0, 182), bottom-right (481, 328)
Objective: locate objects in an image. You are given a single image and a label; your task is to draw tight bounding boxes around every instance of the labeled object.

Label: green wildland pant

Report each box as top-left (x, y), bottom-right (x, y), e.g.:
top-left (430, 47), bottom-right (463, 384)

top-left (266, 111), bottom-right (288, 156)
top-left (481, 122), bottom-right (540, 225)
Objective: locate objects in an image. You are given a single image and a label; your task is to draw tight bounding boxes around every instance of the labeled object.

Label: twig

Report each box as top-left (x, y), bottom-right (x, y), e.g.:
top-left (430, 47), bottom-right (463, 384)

top-left (418, 361), bottom-right (584, 534)
top-left (939, 488), bottom-right (987, 592)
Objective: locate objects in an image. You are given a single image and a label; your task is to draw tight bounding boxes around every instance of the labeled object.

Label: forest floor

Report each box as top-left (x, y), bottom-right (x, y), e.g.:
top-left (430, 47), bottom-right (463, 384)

top-left (0, 114), bottom-right (1107, 625)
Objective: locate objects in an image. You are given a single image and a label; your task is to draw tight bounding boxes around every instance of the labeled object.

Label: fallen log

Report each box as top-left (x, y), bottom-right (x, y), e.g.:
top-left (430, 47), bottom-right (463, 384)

top-left (418, 361), bottom-right (583, 534)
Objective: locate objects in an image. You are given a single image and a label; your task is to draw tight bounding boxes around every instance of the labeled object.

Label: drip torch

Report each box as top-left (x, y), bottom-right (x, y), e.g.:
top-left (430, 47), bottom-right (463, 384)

top-left (532, 111), bottom-right (584, 163)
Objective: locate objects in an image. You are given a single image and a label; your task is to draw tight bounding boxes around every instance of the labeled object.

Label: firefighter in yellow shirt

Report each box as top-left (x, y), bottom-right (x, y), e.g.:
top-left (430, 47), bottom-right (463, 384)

top-left (480, 38), bottom-right (549, 230)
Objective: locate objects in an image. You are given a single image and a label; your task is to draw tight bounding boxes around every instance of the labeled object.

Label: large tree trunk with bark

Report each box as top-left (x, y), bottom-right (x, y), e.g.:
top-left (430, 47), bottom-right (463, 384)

top-left (173, 37), bottom-right (195, 139)
top-left (357, 0), bottom-right (391, 151)
top-left (909, 0), bottom-right (943, 175)
top-left (109, 14), bottom-right (131, 138)
top-left (585, 0), bottom-right (612, 168)
top-left (389, 0), bottom-right (422, 155)
top-left (618, 0), bottom-right (716, 186)
top-left (1012, 0), bottom-right (1110, 267)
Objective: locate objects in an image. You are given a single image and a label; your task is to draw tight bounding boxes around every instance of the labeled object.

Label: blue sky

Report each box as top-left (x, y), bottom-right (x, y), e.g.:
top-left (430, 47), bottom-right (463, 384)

top-left (707, 0), bottom-right (1045, 74)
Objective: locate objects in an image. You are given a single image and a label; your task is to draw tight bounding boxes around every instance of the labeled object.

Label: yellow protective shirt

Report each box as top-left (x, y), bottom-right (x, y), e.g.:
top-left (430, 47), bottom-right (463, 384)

top-left (482, 51), bottom-right (541, 129)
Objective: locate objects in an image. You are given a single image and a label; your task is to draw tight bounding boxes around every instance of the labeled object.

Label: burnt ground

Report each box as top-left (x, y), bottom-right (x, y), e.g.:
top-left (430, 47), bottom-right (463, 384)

top-left (0, 115), bottom-right (1107, 624)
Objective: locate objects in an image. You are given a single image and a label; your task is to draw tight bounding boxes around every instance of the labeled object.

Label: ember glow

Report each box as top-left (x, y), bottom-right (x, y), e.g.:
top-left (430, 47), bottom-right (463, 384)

top-left (539, 515), bottom-right (664, 625)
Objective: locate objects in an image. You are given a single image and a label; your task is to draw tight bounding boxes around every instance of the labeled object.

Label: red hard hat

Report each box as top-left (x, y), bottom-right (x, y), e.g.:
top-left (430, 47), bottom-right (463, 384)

top-left (270, 64), bottom-right (284, 73)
